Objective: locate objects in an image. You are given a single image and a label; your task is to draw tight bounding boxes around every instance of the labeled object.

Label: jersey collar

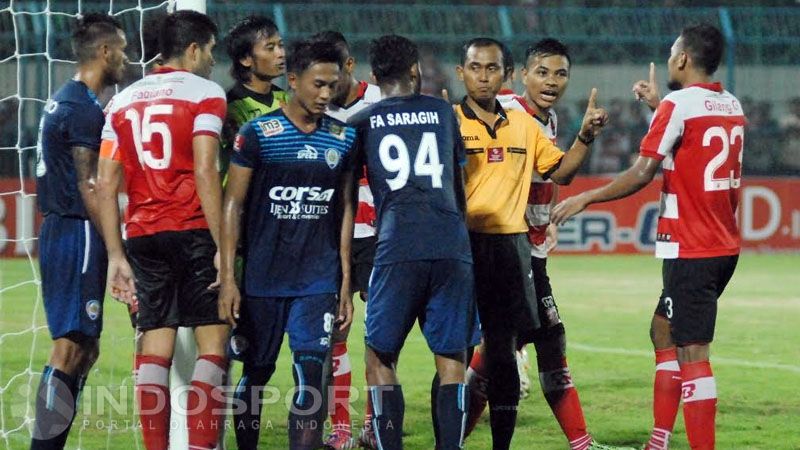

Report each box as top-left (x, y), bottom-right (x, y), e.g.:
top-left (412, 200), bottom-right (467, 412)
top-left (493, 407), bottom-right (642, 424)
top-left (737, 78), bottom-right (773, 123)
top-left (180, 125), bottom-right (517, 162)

top-left (688, 82), bottom-right (723, 92)
top-left (231, 82), bottom-right (278, 107)
top-left (71, 78), bottom-right (101, 107)
top-left (151, 66), bottom-right (190, 75)
top-left (459, 96), bottom-right (508, 139)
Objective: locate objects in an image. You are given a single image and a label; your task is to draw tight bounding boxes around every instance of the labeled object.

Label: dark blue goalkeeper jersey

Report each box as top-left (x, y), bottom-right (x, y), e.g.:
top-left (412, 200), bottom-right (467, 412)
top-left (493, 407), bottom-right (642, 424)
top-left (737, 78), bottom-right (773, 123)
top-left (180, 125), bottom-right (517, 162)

top-left (349, 94), bottom-right (471, 266)
top-left (231, 109), bottom-right (357, 297)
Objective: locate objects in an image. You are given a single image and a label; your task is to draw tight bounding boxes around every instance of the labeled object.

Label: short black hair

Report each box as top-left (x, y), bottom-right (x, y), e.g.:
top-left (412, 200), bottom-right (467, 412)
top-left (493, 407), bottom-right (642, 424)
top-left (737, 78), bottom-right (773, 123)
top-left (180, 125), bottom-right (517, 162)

top-left (369, 34), bottom-right (418, 84)
top-left (310, 30), bottom-right (350, 67)
top-left (679, 23), bottom-right (724, 75)
top-left (286, 39), bottom-right (342, 75)
top-left (141, 11), bottom-right (166, 63)
top-left (159, 10), bottom-right (218, 62)
top-left (525, 38), bottom-right (571, 67)
top-left (500, 42), bottom-right (514, 81)
top-left (71, 13), bottom-right (123, 64)
top-left (226, 15), bottom-right (279, 83)
top-left (461, 37), bottom-right (504, 68)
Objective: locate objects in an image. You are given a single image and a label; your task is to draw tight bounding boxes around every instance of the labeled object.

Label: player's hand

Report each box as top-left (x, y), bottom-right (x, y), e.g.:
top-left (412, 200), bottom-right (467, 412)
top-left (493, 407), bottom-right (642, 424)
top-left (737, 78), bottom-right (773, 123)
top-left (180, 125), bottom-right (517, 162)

top-left (107, 256), bottom-right (136, 305)
top-left (208, 250), bottom-right (221, 290)
top-left (336, 284), bottom-right (354, 332)
top-left (545, 223), bottom-right (559, 252)
top-left (579, 88), bottom-right (609, 141)
top-left (632, 62), bottom-right (661, 111)
top-left (551, 193), bottom-right (591, 226)
top-left (218, 281), bottom-right (241, 327)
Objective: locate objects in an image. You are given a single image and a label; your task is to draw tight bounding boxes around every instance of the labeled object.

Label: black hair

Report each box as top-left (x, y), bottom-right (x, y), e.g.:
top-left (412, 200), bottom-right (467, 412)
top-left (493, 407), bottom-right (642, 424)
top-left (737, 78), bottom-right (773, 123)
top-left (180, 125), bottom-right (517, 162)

top-left (141, 11), bottom-right (165, 64)
top-left (369, 34), bottom-right (418, 84)
top-left (500, 42), bottom-right (514, 81)
top-left (679, 23), bottom-right (724, 75)
top-left (286, 39), bottom-right (342, 75)
top-left (310, 30), bottom-right (350, 67)
top-left (71, 13), bottom-right (123, 64)
top-left (461, 37), bottom-right (504, 67)
top-left (159, 10), bottom-right (218, 62)
top-left (226, 15), bottom-right (280, 83)
top-left (525, 38), bottom-right (571, 67)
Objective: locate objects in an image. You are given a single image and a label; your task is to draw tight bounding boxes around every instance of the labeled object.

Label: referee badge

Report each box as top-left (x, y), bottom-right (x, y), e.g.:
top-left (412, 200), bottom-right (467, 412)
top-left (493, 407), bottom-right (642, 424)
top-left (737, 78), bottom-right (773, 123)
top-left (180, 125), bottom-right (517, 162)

top-left (325, 148), bottom-right (340, 169)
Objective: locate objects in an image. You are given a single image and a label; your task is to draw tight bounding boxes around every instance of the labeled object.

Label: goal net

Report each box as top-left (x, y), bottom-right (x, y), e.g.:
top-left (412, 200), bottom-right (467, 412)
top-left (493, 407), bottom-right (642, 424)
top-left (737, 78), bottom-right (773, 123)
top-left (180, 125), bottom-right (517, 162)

top-left (0, 1), bottom-right (203, 448)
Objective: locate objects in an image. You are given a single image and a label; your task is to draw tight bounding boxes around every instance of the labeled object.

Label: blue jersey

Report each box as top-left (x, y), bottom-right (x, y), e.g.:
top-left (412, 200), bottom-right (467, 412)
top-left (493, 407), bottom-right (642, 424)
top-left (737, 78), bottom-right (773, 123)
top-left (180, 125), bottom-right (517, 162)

top-left (35, 80), bottom-right (104, 218)
top-left (349, 94), bottom-right (471, 265)
top-left (231, 110), bottom-right (357, 297)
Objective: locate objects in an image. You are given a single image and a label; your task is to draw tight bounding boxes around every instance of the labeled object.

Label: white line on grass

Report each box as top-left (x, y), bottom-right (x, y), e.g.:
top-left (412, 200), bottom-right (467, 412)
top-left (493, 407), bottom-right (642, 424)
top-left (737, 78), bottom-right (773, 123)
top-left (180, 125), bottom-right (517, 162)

top-left (569, 343), bottom-right (800, 374)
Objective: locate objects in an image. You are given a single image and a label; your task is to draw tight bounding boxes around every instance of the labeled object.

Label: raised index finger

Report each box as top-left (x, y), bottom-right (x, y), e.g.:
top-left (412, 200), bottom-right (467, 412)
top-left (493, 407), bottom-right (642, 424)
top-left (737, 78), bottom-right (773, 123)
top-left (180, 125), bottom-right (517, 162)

top-left (587, 88), bottom-right (598, 110)
top-left (649, 62), bottom-right (656, 85)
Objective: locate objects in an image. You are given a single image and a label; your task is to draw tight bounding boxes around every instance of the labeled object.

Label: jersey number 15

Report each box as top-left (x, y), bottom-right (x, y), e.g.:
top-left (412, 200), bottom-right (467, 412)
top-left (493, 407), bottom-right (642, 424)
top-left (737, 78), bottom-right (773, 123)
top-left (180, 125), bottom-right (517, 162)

top-left (125, 104), bottom-right (174, 170)
top-left (379, 132), bottom-right (444, 191)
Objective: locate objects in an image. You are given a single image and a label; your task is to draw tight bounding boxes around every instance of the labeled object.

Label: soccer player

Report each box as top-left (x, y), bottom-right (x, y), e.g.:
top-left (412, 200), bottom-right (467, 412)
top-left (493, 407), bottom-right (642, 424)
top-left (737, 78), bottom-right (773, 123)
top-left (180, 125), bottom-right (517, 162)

top-left (349, 34), bottom-right (477, 450)
top-left (222, 15), bottom-right (288, 175)
top-left (310, 30), bottom-right (382, 450)
top-left (218, 40), bottom-right (356, 450)
top-left (456, 37), bottom-right (607, 450)
top-left (552, 24), bottom-right (744, 450)
top-left (31, 13), bottom-right (127, 450)
top-left (95, 11), bottom-right (229, 450)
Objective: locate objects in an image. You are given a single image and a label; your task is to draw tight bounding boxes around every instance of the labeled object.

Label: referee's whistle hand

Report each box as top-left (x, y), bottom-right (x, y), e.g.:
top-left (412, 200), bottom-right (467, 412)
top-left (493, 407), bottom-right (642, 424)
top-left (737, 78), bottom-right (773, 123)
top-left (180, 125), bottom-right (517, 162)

top-left (218, 283), bottom-right (241, 327)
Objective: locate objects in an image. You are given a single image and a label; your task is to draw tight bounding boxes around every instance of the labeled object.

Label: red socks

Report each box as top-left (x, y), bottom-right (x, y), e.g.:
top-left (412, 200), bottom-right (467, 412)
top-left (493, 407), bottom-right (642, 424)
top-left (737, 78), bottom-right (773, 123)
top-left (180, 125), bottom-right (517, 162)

top-left (136, 354), bottom-right (171, 450)
top-left (187, 354), bottom-right (228, 450)
top-left (646, 347), bottom-right (682, 450)
top-left (539, 357), bottom-right (590, 450)
top-left (330, 342), bottom-right (353, 434)
top-left (681, 360), bottom-right (716, 450)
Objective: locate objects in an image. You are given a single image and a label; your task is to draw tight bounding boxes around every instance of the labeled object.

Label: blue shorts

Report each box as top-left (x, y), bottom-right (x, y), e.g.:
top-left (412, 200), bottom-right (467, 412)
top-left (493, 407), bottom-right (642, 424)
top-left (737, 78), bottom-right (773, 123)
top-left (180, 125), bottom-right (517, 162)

top-left (366, 259), bottom-right (477, 355)
top-left (230, 293), bottom-right (337, 367)
top-left (39, 215), bottom-right (107, 339)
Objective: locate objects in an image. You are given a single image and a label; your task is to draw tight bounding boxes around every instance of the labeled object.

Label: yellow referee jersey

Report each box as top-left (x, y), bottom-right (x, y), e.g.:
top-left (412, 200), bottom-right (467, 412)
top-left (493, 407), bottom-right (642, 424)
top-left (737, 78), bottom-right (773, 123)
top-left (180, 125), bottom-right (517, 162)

top-left (456, 98), bottom-right (564, 234)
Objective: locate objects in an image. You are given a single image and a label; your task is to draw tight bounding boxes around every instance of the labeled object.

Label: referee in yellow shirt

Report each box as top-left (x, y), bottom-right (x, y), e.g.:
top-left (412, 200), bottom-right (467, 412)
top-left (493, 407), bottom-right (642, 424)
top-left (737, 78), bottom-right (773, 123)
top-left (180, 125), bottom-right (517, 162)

top-left (455, 37), bottom-right (608, 450)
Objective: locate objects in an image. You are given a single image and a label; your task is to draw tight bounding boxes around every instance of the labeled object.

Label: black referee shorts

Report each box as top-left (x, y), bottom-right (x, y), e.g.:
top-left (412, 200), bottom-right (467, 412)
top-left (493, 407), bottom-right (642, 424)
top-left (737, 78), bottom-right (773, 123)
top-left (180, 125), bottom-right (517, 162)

top-left (470, 232), bottom-right (539, 338)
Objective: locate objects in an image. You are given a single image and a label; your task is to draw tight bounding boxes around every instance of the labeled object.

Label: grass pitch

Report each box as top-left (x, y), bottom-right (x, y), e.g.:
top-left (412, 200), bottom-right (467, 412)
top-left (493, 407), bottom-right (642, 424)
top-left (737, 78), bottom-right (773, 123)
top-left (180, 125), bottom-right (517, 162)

top-left (1, 254), bottom-right (798, 449)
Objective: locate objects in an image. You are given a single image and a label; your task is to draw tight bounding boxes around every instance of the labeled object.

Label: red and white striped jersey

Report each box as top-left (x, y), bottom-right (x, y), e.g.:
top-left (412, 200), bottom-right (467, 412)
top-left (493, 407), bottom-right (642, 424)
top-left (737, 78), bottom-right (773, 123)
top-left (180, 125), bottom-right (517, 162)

top-left (101, 67), bottom-right (227, 238)
top-left (499, 90), bottom-right (557, 258)
top-left (326, 81), bottom-right (382, 238)
top-left (639, 82), bottom-right (745, 259)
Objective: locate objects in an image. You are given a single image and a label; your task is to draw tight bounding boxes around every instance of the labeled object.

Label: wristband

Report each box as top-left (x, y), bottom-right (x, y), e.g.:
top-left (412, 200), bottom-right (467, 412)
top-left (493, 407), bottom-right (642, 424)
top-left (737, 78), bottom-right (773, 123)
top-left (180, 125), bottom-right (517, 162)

top-left (577, 132), bottom-right (595, 145)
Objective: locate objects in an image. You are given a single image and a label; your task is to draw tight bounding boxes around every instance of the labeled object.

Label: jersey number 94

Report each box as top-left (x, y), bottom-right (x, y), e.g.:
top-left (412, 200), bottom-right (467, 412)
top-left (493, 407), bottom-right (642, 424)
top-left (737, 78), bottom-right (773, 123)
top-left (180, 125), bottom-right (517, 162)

top-left (379, 132), bottom-right (444, 191)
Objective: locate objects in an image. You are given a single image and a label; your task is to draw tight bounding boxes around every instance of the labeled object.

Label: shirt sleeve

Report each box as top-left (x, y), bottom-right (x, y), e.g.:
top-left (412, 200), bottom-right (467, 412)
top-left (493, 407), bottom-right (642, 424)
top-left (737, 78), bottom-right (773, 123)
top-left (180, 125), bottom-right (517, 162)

top-left (63, 104), bottom-right (103, 150)
top-left (193, 81), bottom-right (227, 138)
top-left (528, 117), bottom-right (564, 176)
top-left (639, 99), bottom-right (682, 161)
top-left (344, 127), bottom-right (359, 172)
top-left (230, 122), bottom-right (260, 169)
top-left (99, 139), bottom-right (121, 162)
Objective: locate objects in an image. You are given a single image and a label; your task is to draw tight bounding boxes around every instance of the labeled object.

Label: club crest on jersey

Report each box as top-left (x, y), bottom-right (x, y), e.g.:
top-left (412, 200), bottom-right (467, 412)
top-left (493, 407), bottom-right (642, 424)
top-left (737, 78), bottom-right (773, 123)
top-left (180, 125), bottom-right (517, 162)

top-left (488, 147), bottom-right (504, 163)
top-left (85, 300), bottom-right (101, 321)
top-left (233, 134), bottom-right (245, 153)
top-left (328, 123), bottom-right (346, 141)
top-left (325, 148), bottom-right (341, 169)
top-left (297, 144), bottom-right (318, 160)
top-left (258, 119), bottom-right (284, 137)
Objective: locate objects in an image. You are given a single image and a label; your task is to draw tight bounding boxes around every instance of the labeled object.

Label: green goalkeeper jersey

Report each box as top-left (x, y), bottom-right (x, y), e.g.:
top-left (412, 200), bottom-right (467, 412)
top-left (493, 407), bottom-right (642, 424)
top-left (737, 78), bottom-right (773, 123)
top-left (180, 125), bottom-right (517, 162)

top-left (221, 82), bottom-right (290, 177)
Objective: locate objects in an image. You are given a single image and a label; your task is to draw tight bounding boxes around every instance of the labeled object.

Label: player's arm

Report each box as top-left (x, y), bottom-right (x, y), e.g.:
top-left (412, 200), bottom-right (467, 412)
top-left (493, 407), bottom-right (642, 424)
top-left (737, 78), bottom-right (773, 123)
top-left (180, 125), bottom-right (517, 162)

top-left (72, 145), bottom-right (102, 226)
top-left (218, 161), bottom-right (251, 326)
top-left (551, 155), bottom-right (660, 225)
top-left (337, 165), bottom-right (356, 332)
top-left (194, 135), bottom-right (223, 247)
top-left (549, 88), bottom-right (608, 185)
top-left (96, 139), bottom-right (136, 304)
top-left (546, 184), bottom-right (559, 252)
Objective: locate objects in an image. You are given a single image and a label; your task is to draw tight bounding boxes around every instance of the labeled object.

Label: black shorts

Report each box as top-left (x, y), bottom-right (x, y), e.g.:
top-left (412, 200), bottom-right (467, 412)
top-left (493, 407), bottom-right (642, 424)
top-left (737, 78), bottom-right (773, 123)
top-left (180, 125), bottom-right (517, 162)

top-left (351, 236), bottom-right (376, 297)
top-left (654, 255), bottom-right (738, 346)
top-left (523, 256), bottom-right (564, 343)
top-left (470, 232), bottom-right (539, 338)
top-left (126, 229), bottom-right (226, 331)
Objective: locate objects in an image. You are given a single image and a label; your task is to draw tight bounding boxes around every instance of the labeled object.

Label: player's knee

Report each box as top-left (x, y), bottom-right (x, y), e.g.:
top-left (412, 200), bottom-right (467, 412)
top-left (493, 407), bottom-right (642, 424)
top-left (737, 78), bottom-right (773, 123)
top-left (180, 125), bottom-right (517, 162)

top-left (533, 324), bottom-right (566, 364)
top-left (51, 334), bottom-right (95, 372)
top-left (291, 352), bottom-right (326, 416)
top-left (650, 314), bottom-right (673, 349)
top-left (240, 363), bottom-right (275, 388)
